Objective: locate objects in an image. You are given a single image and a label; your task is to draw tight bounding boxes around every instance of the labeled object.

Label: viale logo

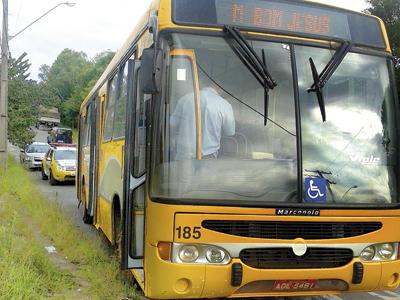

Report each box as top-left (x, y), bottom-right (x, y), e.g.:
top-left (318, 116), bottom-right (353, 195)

top-left (350, 154), bottom-right (380, 165)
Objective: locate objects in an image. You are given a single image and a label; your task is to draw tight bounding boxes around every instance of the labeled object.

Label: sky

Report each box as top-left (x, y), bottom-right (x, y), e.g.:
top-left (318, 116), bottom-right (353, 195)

top-left (7, 0), bottom-right (369, 80)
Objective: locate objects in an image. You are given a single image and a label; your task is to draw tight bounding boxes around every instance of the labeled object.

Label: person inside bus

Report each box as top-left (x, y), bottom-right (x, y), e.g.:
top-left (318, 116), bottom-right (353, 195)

top-left (170, 74), bottom-right (235, 161)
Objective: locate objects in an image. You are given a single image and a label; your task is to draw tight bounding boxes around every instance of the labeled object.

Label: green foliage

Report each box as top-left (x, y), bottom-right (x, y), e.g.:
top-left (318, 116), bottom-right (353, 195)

top-left (0, 157), bottom-right (139, 299)
top-left (38, 64), bottom-right (50, 82)
top-left (9, 52), bottom-right (31, 80)
top-left (7, 48), bottom-right (114, 148)
top-left (0, 161), bottom-right (74, 299)
top-left (45, 49), bottom-right (90, 102)
top-left (366, 0), bottom-right (400, 94)
top-left (40, 49), bottom-right (115, 126)
top-left (8, 78), bottom-right (37, 148)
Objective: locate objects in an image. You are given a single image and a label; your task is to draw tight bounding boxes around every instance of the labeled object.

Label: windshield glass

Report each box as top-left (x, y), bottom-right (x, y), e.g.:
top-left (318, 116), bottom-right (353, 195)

top-left (27, 144), bottom-right (49, 153)
top-left (297, 46), bottom-right (399, 204)
top-left (150, 33), bottom-right (399, 206)
top-left (151, 33), bottom-right (297, 203)
top-left (55, 149), bottom-right (76, 160)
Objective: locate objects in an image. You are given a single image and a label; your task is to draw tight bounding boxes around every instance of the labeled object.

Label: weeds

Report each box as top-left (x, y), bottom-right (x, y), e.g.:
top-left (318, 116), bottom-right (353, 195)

top-left (0, 157), bottom-right (138, 299)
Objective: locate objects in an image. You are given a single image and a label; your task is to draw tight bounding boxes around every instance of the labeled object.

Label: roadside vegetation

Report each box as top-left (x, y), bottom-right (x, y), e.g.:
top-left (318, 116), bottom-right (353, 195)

top-left (8, 49), bottom-right (114, 148)
top-left (0, 157), bottom-right (138, 299)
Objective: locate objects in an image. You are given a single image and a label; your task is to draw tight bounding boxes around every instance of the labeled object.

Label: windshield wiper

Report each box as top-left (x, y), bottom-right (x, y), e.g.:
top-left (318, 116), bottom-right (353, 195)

top-left (308, 41), bottom-right (352, 122)
top-left (223, 25), bottom-right (277, 126)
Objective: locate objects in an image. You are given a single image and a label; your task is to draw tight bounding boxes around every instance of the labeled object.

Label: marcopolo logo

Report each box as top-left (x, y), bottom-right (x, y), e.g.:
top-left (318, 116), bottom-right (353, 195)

top-left (276, 208), bottom-right (320, 216)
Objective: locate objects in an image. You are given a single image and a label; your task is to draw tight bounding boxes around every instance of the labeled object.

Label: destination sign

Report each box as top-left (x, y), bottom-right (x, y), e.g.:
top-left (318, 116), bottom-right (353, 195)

top-left (173, 0), bottom-right (385, 48)
top-left (216, 0), bottom-right (349, 38)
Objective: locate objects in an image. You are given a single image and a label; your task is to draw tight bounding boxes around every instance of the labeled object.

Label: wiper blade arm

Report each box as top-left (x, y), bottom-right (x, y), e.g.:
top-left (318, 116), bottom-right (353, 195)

top-left (308, 41), bottom-right (352, 122)
top-left (224, 25), bottom-right (277, 89)
top-left (223, 26), bottom-right (277, 126)
top-left (262, 49), bottom-right (269, 126)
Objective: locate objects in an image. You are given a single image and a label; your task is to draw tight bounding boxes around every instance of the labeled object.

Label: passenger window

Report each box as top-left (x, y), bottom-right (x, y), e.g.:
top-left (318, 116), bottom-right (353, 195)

top-left (103, 74), bottom-right (119, 141)
top-left (85, 105), bottom-right (92, 146)
top-left (134, 79), bottom-right (151, 177)
top-left (113, 64), bottom-right (129, 138)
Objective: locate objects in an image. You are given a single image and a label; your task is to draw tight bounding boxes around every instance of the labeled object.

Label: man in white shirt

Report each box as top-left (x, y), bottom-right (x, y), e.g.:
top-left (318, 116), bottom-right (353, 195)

top-left (170, 81), bottom-right (235, 160)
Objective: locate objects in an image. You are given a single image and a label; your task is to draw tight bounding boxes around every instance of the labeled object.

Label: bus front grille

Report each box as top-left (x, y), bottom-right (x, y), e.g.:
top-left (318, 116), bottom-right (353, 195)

top-left (202, 220), bottom-right (382, 240)
top-left (239, 248), bottom-right (353, 269)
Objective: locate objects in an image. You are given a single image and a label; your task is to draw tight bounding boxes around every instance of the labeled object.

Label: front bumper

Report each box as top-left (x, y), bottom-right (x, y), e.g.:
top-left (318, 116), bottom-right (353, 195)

top-left (52, 168), bottom-right (76, 182)
top-left (145, 245), bottom-right (400, 299)
top-left (26, 160), bottom-right (42, 169)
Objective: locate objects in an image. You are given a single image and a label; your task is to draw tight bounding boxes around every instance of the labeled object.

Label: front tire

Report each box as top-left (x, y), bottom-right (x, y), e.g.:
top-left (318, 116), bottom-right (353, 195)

top-left (41, 168), bottom-right (48, 180)
top-left (113, 206), bottom-right (122, 260)
top-left (49, 171), bottom-right (58, 185)
top-left (82, 185), bottom-right (93, 224)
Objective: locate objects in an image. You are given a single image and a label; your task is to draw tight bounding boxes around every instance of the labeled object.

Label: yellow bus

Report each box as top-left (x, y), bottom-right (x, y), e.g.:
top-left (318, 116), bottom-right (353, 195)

top-left (77, 0), bottom-right (400, 298)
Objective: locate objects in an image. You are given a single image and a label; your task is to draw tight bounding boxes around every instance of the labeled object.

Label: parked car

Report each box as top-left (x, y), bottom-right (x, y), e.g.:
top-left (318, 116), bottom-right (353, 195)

top-left (41, 144), bottom-right (77, 185)
top-left (47, 127), bottom-right (73, 144)
top-left (20, 142), bottom-right (50, 169)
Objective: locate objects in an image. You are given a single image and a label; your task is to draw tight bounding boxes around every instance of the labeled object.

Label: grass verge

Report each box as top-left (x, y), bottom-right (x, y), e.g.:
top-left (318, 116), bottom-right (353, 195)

top-left (0, 157), bottom-right (138, 299)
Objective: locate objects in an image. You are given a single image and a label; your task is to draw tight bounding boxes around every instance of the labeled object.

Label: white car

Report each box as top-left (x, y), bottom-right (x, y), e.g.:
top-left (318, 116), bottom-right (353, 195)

top-left (20, 142), bottom-right (50, 170)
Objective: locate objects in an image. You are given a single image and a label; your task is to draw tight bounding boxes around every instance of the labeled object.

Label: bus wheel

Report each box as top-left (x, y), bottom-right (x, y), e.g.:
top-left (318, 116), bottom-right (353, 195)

top-left (82, 186), bottom-right (93, 224)
top-left (113, 202), bottom-right (122, 259)
top-left (49, 171), bottom-right (58, 185)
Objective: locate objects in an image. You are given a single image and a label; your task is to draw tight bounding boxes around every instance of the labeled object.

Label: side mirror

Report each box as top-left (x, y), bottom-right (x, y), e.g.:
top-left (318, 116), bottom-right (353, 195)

top-left (139, 47), bottom-right (163, 94)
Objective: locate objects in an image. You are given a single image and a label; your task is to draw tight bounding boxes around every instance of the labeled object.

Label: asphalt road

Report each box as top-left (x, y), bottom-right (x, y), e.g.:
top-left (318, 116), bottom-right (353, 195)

top-left (10, 128), bottom-right (400, 300)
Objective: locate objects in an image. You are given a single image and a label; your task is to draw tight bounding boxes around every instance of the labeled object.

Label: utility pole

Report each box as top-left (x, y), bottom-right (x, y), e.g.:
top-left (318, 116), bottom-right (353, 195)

top-left (0, 0), bottom-right (8, 169)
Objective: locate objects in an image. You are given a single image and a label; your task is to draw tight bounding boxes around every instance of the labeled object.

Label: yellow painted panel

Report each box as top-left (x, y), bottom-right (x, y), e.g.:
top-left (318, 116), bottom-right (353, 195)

top-left (380, 261), bottom-right (400, 290)
top-left (98, 196), bottom-right (112, 242)
top-left (174, 214), bottom-right (400, 245)
top-left (145, 243), bottom-right (205, 299)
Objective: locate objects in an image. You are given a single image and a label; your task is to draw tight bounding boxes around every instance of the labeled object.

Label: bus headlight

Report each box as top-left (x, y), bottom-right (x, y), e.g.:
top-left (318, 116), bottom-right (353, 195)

top-left (206, 247), bottom-right (226, 263)
top-left (179, 245), bottom-right (199, 263)
top-left (360, 246), bottom-right (375, 261)
top-left (360, 243), bottom-right (397, 261)
top-left (172, 243), bottom-right (231, 264)
top-left (377, 243), bottom-right (395, 260)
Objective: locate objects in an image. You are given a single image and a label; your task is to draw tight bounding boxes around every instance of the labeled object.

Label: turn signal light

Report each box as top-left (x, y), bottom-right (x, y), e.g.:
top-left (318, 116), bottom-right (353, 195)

top-left (158, 242), bottom-right (172, 261)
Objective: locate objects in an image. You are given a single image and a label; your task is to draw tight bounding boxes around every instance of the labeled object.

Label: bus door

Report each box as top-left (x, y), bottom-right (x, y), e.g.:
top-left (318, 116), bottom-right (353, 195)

top-left (121, 59), bottom-right (147, 271)
top-left (87, 97), bottom-right (100, 223)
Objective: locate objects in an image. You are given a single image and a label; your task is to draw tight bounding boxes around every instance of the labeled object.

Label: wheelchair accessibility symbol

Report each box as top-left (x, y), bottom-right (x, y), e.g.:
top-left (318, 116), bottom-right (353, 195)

top-left (304, 178), bottom-right (327, 203)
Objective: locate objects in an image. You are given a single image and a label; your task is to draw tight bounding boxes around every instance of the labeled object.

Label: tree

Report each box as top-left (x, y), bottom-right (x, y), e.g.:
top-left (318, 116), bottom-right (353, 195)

top-left (8, 79), bottom-right (37, 148)
top-left (7, 53), bottom-right (39, 148)
top-left (61, 51), bottom-right (115, 126)
top-left (38, 64), bottom-right (50, 82)
top-left (366, 0), bottom-right (400, 94)
top-left (40, 49), bottom-right (114, 126)
top-left (9, 52), bottom-right (31, 80)
top-left (44, 49), bottom-right (90, 103)
top-left (366, 0), bottom-right (400, 56)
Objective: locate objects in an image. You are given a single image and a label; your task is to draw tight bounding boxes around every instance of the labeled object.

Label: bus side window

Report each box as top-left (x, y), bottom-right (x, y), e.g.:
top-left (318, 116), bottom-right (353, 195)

top-left (113, 63), bottom-right (129, 139)
top-left (103, 74), bottom-right (119, 141)
top-left (133, 79), bottom-right (150, 178)
top-left (85, 104), bottom-right (92, 146)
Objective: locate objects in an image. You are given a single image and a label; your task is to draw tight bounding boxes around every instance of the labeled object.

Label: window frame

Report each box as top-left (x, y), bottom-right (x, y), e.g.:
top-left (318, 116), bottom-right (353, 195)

top-left (112, 63), bottom-right (129, 140)
top-left (103, 71), bottom-right (121, 142)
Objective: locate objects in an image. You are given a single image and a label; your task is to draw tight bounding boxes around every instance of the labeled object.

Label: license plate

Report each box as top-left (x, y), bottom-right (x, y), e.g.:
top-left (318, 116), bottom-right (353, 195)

top-left (273, 280), bottom-right (317, 290)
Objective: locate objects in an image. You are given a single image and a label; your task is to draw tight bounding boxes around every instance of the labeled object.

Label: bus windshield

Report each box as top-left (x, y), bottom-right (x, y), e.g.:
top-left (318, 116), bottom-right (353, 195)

top-left (297, 46), bottom-right (398, 205)
top-left (150, 33), bottom-right (399, 206)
